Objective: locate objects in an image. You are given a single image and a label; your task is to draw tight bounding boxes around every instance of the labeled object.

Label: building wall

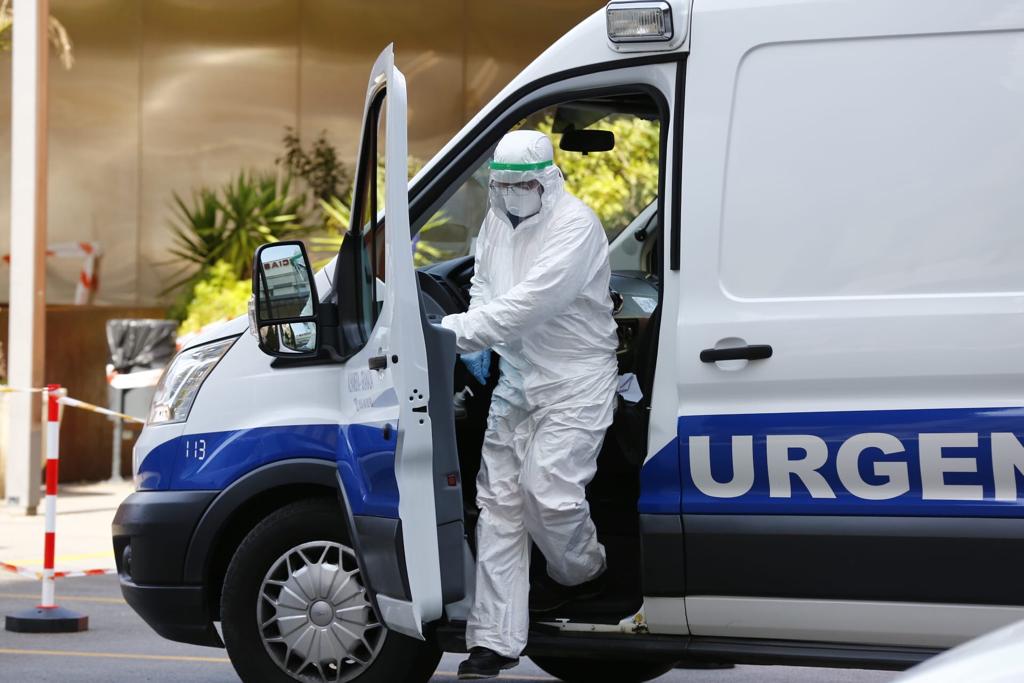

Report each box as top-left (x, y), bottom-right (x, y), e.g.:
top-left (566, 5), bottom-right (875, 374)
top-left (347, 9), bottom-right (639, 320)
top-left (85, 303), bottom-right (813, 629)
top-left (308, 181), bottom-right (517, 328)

top-left (0, 0), bottom-right (602, 307)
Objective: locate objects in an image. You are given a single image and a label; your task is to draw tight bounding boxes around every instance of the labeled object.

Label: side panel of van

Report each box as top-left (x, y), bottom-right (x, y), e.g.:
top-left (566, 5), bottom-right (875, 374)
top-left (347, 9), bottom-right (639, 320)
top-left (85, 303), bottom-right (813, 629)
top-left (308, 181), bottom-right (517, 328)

top-left (675, 0), bottom-right (1024, 647)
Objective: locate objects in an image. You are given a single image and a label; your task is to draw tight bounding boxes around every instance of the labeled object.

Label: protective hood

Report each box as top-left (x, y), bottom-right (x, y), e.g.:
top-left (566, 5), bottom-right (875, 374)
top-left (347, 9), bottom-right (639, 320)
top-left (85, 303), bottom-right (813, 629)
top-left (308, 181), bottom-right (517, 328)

top-left (487, 130), bottom-right (565, 227)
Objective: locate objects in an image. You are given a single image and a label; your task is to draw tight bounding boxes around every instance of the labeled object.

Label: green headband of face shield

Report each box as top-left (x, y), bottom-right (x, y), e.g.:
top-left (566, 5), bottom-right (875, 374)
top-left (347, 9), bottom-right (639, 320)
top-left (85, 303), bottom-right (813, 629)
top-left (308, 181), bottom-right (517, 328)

top-left (488, 159), bottom-right (554, 171)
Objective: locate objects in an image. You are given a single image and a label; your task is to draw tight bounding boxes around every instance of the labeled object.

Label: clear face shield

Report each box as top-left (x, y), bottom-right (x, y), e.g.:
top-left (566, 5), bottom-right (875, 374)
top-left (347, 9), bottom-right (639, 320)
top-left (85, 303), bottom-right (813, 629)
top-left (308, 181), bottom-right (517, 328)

top-left (488, 160), bottom-right (558, 222)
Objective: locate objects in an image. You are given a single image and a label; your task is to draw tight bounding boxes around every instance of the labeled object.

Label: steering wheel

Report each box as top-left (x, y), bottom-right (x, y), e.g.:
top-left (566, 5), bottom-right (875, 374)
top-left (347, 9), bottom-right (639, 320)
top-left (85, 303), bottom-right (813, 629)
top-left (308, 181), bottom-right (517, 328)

top-left (417, 270), bottom-right (465, 321)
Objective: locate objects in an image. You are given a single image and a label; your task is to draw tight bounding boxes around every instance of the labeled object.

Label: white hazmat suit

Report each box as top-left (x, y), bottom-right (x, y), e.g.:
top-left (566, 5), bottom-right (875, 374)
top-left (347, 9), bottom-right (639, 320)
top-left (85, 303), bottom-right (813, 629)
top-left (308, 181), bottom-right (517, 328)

top-left (441, 130), bottom-right (619, 658)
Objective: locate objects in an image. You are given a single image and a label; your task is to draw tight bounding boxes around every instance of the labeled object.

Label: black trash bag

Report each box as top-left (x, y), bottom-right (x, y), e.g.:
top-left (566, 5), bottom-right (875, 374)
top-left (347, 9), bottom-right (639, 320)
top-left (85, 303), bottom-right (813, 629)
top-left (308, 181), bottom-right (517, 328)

top-left (106, 319), bottom-right (178, 374)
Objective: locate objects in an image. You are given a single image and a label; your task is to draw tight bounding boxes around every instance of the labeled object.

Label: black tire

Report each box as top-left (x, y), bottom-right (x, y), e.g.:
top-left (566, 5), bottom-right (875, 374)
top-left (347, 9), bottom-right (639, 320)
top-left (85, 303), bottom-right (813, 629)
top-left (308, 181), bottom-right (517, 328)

top-left (531, 655), bottom-right (675, 683)
top-left (221, 497), bottom-right (442, 683)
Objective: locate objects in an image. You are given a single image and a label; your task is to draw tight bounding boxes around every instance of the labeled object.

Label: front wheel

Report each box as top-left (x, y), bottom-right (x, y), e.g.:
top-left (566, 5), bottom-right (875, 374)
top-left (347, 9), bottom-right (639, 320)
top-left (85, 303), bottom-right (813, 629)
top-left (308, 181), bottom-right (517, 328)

top-left (531, 655), bottom-right (675, 683)
top-left (220, 498), bottom-right (441, 683)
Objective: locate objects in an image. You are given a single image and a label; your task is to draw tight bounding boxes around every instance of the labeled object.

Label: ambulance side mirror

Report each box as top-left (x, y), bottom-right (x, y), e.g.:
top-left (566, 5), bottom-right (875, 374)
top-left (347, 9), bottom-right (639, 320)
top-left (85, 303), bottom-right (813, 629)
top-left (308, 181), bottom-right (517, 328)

top-left (251, 241), bottom-right (320, 358)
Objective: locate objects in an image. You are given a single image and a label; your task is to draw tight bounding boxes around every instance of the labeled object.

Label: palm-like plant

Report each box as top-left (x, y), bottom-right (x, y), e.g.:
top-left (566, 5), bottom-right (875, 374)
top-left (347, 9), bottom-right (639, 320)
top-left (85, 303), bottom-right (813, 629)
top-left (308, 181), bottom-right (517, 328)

top-left (165, 171), bottom-right (306, 293)
top-left (308, 196), bottom-right (352, 268)
top-left (306, 198), bottom-right (452, 270)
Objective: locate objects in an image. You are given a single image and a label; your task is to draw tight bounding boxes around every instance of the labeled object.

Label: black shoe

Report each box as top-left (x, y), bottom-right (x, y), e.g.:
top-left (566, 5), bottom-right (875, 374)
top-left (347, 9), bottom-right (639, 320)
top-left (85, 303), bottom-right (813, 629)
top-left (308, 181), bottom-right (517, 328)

top-left (457, 647), bottom-right (520, 680)
top-left (529, 571), bottom-right (607, 614)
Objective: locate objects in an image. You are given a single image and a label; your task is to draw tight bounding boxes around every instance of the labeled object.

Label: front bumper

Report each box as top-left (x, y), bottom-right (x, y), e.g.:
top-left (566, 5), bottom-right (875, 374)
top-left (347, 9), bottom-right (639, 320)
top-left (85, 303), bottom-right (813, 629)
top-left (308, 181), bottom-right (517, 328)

top-left (120, 579), bottom-right (222, 647)
top-left (112, 489), bottom-right (221, 647)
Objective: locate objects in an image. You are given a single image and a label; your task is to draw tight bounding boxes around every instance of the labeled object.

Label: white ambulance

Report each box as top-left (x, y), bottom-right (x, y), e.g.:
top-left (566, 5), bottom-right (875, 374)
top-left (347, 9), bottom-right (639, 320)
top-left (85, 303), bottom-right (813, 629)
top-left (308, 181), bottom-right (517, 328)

top-left (112, 1), bottom-right (1024, 681)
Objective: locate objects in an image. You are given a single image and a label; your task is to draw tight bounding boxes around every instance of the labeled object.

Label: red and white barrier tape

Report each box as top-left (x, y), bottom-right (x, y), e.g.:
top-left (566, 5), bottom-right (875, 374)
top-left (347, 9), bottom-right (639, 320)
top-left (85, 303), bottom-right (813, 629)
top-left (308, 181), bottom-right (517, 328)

top-left (0, 384), bottom-right (135, 591)
top-left (1, 562), bottom-right (116, 581)
top-left (58, 395), bottom-right (145, 424)
top-left (1, 562), bottom-right (41, 580)
top-left (2, 386), bottom-right (123, 592)
top-left (0, 385), bottom-right (145, 424)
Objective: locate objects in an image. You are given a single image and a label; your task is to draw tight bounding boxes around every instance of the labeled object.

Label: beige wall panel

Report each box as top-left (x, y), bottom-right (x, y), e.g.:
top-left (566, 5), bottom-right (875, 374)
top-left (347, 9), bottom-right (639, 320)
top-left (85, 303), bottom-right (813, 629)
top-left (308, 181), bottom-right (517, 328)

top-left (464, 0), bottom-right (602, 118)
top-left (46, 0), bottom-right (141, 305)
top-left (0, 0), bottom-right (142, 306)
top-left (137, 0), bottom-right (300, 305)
top-left (0, 1), bottom-right (606, 307)
top-left (299, 0), bottom-right (464, 167)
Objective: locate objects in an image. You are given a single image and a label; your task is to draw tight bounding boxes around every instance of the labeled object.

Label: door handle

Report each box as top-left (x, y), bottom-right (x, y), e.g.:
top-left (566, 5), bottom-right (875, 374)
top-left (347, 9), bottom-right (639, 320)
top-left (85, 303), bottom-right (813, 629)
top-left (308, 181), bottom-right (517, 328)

top-left (700, 344), bottom-right (773, 363)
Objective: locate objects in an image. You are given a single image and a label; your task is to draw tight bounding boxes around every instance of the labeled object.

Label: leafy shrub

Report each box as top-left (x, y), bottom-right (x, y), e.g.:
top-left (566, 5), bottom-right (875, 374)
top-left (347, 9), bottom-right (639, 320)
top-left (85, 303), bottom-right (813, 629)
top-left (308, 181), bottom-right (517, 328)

top-left (278, 127), bottom-right (352, 204)
top-left (177, 261), bottom-right (251, 336)
top-left (536, 115), bottom-right (660, 240)
top-left (307, 196), bottom-right (352, 268)
top-left (305, 155), bottom-right (432, 268)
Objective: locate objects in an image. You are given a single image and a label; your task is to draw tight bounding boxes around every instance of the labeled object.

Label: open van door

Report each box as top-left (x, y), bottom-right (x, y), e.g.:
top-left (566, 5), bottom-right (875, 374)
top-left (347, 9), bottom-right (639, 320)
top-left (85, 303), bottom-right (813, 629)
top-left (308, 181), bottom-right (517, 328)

top-left (337, 45), bottom-right (446, 640)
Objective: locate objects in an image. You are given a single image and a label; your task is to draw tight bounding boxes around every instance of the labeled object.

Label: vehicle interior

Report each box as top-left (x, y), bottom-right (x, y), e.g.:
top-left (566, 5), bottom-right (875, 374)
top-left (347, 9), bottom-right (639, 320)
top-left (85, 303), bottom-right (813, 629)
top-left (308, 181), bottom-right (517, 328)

top-left (412, 91), bottom-right (666, 625)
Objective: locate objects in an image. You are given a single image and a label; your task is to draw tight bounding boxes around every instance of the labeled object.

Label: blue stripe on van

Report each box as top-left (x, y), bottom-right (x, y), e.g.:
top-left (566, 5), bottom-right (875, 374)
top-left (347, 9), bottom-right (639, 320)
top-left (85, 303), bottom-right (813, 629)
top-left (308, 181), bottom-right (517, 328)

top-left (639, 438), bottom-right (682, 514)
top-left (137, 423), bottom-right (400, 518)
top-left (675, 407), bottom-right (1024, 517)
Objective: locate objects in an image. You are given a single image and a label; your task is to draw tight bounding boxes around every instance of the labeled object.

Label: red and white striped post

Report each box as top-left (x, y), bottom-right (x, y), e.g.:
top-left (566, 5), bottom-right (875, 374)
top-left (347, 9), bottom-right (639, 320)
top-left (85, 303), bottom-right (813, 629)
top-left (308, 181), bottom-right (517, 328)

top-left (40, 383), bottom-right (61, 608)
top-left (4, 384), bottom-right (88, 633)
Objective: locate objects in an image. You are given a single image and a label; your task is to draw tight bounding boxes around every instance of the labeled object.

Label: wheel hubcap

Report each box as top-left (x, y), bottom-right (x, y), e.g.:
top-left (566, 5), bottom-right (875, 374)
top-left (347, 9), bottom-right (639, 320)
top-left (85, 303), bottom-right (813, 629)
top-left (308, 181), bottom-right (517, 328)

top-left (258, 541), bottom-right (384, 682)
top-left (309, 600), bottom-right (334, 627)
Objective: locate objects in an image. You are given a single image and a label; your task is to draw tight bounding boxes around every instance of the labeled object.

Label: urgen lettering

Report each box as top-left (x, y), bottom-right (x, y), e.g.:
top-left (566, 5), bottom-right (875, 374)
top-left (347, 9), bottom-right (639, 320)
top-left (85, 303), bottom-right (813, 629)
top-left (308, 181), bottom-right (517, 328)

top-left (688, 432), bottom-right (1024, 501)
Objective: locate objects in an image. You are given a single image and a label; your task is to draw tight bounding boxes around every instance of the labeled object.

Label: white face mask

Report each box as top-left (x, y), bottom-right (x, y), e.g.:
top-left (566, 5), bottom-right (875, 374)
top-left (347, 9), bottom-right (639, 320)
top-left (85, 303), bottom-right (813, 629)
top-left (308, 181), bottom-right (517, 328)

top-left (504, 187), bottom-right (543, 218)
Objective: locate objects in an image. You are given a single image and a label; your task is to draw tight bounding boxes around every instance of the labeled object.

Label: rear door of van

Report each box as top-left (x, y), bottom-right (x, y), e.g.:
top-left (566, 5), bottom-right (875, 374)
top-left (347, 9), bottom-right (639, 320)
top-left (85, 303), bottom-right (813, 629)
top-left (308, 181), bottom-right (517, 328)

top-left (673, 0), bottom-right (1024, 650)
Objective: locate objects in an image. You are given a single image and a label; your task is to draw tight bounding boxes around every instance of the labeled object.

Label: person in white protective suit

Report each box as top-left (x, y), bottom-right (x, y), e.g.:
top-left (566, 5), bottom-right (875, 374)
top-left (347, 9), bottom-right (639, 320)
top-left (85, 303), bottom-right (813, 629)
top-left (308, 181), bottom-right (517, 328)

top-left (441, 130), bottom-right (619, 679)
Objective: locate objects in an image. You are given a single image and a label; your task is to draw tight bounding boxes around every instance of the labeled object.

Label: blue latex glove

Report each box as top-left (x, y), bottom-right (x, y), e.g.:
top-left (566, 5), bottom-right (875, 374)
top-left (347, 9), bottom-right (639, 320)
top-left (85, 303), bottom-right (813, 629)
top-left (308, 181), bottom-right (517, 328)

top-left (460, 349), bottom-right (492, 385)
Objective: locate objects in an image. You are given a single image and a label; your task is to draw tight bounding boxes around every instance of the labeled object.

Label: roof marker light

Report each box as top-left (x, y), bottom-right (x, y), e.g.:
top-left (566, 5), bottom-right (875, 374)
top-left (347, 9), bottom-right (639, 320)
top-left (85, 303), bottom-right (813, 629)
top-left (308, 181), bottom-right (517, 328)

top-left (606, 1), bottom-right (674, 43)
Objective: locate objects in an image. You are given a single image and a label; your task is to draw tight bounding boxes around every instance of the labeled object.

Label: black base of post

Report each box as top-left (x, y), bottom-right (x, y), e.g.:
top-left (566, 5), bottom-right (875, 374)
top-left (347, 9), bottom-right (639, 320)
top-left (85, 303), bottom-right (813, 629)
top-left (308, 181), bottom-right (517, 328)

top-left (5, 606), bottom-right (89, 633)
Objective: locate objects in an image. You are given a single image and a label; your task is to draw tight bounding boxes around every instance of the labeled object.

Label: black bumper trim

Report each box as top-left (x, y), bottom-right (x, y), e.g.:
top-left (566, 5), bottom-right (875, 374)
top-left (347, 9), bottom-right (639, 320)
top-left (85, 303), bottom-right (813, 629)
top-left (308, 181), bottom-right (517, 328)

top-left (112, 490), bottom-right (217, 584)
top-left (684, 514), bottom-right (1024, 605)
top-left (640, 514), bottom-right (685, 596)
top-left (119, 579), bottom-right (222, 648)
top-left (353, 515), bottom-right (412, 601)
top-left (435, 622), bottom-right (937, 670)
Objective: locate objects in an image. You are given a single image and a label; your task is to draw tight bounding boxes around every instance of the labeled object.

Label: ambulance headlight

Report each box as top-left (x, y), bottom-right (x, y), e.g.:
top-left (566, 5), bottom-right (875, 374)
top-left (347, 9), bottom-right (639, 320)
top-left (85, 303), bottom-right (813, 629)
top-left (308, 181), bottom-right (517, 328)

top-left (148, 337), bottom-right (235, 425)
top-left (606, 1), bottom-right (674, 43)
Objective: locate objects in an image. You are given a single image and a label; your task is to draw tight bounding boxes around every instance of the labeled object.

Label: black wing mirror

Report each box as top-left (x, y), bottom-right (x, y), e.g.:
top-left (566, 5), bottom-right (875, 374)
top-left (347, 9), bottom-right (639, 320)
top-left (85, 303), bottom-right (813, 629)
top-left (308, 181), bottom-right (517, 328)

top-left (250, 241), bottom-right (320, 358)
top-left (559, 124), bottom-right (615, 155)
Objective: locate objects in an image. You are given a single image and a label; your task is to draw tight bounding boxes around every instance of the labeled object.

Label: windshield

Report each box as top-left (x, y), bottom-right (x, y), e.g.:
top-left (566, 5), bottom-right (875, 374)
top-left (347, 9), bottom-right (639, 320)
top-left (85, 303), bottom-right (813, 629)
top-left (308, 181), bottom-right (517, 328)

top-left (411, 97), bottom-right (662, 267)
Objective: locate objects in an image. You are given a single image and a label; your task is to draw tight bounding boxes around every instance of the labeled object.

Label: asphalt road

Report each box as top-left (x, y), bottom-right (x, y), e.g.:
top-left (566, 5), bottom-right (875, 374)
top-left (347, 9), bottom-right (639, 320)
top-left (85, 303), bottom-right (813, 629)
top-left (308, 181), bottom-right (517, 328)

top-left (0, 574), bottom-right (897, 683)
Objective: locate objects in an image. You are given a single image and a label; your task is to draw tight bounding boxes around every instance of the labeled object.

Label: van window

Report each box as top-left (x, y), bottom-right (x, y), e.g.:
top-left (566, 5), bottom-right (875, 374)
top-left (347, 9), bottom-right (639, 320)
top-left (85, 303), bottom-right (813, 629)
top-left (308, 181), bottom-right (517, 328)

top-left (414, 97), bottom-right (661, 267)
top-left (719, 33), bottom-right (1024, 300)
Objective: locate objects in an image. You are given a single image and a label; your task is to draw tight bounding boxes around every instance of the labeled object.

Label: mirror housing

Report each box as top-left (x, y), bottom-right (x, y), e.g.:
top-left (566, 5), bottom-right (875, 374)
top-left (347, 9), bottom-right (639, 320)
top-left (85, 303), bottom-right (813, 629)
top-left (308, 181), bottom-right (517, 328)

top-left (559, 125), bottom-right (615, 155)
top-left (251, 241), bottom-right (320, 358)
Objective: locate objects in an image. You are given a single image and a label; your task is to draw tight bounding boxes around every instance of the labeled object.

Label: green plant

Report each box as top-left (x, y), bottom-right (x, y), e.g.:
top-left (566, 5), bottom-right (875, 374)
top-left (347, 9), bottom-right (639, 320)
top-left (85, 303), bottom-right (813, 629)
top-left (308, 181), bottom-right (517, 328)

top-left (306, 154), bottom-right (433, 267)
top-left (413, 211), bottom-right (460, 266)
top-left (308, 200), bottom-right (451, 269)
top-left (177, 261), bottom-right (251, 335)
top-left (278, 128), bottom-right (352, 204)
top-left (536, 115), bottom-right (661, 239)
top-left (0, 0), bottom-right (74, 70)
top-left (307, 196), bottom-right (351, 268)
top-left (165, 170), bottom-right (306, 293)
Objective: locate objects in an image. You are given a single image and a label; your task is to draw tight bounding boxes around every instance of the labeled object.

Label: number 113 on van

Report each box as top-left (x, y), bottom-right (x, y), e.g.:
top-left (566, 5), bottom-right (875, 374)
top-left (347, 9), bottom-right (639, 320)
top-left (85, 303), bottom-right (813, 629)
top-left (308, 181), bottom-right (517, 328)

top-left (184, 439), bottom-right (207, 461)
